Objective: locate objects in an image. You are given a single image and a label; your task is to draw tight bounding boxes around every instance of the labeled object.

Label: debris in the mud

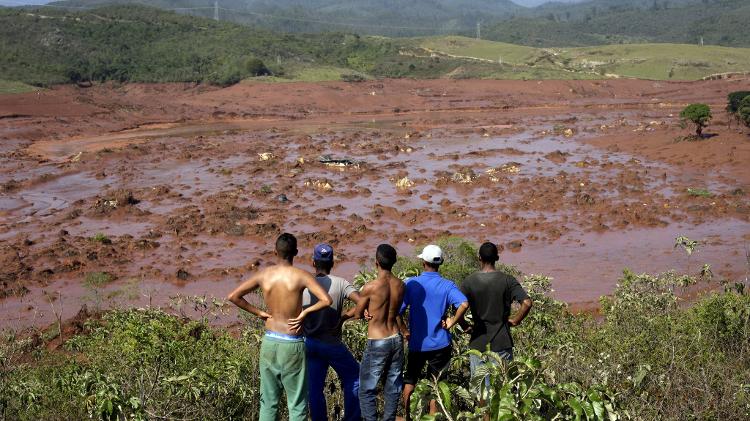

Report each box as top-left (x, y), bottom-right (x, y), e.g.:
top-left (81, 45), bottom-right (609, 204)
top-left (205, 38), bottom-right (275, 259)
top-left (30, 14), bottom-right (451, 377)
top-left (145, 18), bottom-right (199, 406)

top-left (545, 150), bottom-right (571, 163)
top-left (497, 162), bottom-right (522, 174)
top-left (258, 152), bottom-right (274, 161)
top-left (506, 240), bottom-right (523, 251)
top-left (254, 223), bottom-right (281, 237)
top-left (135, 239), bottom-right (160, 250)
top-left (69, 151), bottom-right (83, 162)
top-left (305, 179), bottom-right (334, 191)
top-left (552, 125), bottom-right (576, 138)
top-left (145, 230), bottom-right (162, 239)
top-left (319, 155), bottom-right (361, 168)
top-left (451, 169), bottom-right (478, 184)
top-left (1, 178), bottom-right (21, 192)
top-left (395, 176), bottom-right (414, 189)
top-left (731, 188), bottom-right (745, 196)
top-left (275, 194), bottom-right (289, 203)
top-left (576, 193), bottom-right (596, 205)
top-left (176, 268), bottom-right (190, 280)
top-left (92, 189), bottom-right (140, 215)
top-left (1, 245), bottom-right (31, 299)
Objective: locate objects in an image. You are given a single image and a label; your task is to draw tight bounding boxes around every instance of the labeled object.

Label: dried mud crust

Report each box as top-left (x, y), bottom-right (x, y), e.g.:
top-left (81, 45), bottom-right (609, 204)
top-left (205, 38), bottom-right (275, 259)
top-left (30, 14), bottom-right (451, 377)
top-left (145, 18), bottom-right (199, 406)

top-left (1, 78), bottom-right (749, 311)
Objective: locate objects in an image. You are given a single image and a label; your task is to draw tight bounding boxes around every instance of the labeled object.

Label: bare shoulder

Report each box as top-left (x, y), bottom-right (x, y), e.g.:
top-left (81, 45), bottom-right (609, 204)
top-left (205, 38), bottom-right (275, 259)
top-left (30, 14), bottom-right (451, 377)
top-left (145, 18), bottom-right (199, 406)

top-left (290, 265), bottom-right (314, 282)
top-left (388, 274), bottom-right (404, 288)
top-left (359, 282), bottom-right (376, 296)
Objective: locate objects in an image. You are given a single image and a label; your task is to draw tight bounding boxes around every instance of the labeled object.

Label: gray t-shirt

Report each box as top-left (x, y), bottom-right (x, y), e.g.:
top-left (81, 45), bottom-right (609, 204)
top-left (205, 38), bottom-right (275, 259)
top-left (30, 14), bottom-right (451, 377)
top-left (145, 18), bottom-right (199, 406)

top-left (302, 274), bottom-right (357, 343)
top-left (461, 271), bottom-right (529, 352)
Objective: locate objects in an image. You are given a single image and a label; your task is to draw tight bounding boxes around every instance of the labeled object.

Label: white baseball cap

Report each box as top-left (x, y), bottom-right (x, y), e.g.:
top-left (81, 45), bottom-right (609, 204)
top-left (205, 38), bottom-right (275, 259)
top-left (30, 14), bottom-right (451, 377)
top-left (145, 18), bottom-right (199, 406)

top-left (418, 244), bottom-right (444, 265)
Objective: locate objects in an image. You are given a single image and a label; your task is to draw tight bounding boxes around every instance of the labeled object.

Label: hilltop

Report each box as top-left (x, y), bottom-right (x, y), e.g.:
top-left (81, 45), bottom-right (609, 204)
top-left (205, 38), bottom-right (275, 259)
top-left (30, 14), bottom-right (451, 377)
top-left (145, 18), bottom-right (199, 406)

top-left (41, 0), bottom-right (750, 47)
top-left (1, 5), bottom-right (748, 87)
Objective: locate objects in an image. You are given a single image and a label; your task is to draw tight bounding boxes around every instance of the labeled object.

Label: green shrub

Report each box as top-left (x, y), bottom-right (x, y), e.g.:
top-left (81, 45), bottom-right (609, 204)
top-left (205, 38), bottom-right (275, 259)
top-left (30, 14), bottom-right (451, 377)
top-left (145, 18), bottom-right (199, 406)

top-left (739, 96), bottom-right (750, 129)
top-left (1, 309), bottom-right (260, 420)
top-left (3, 237), bottom-right (749, 420)
top-left (90, 233), bottom-right (111, 244)
top-left (679, 103), bottom-right (712, 137)
top-left (727, 91), bottom-right (750, 115)
top-left (244, 57), bottom-right (270, 77)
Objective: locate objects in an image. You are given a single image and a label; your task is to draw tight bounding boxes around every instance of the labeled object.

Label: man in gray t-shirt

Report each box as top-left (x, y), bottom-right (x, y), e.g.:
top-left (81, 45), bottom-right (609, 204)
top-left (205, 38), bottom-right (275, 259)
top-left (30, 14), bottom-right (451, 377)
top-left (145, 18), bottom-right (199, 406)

top-left (302, 243), bottom-right (361, 421)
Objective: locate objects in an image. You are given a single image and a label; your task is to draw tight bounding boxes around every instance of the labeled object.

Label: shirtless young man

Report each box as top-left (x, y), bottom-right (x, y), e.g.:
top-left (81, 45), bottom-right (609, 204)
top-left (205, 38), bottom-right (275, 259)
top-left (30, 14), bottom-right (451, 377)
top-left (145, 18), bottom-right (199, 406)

top-left (227, 233), bottom-right (332, 421)
top-left (350, 244), bottom-right (406, 421)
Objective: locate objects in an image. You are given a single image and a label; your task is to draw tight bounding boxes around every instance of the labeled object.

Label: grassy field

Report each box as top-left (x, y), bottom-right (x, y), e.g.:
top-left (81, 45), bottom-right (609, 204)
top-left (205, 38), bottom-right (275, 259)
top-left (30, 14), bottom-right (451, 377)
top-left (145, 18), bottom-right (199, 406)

top-left (569, 43), bottom-right (750, 80)
top-left (0, 80), bottom-right (41, 95)
top-left (242, 65), bottom-right (370, 84)
top-left (414, 36), bottom-right (750, 80)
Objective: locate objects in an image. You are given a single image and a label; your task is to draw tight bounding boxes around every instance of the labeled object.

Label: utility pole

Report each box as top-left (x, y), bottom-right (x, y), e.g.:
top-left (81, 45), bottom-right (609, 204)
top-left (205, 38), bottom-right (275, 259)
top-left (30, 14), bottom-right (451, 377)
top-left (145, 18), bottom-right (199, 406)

top-left (476, 21), bottom-right (481, 40)
top-left (700, 36), bottom-right (704, 46)
top-left (214, 1), bottom-right (219, 21)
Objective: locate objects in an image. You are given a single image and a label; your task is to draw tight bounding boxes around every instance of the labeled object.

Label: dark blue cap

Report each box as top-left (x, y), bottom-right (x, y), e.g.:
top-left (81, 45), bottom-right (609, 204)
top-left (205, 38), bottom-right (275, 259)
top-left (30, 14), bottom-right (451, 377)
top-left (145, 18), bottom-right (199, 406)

top-left (313, 243), bottom-right (334, 262)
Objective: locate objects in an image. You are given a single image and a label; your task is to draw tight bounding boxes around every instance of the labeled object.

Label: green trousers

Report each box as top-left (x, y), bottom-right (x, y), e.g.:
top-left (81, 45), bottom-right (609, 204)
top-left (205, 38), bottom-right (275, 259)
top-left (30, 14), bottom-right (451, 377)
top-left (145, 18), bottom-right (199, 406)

top-left (259, 336), bottom-right (308, 421)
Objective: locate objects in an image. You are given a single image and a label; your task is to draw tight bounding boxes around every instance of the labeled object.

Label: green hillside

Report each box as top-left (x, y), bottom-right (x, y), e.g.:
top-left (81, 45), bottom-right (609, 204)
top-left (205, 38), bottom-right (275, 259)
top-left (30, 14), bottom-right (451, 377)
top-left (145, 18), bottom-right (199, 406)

top-left (488, 0), bottom-right (750, 47)
top-left (46, 0), bottom-right (750, 48)
top-left (0, 5), bottom-right (412, 86)
top-left (1, 5), bottom-right (748, 88)
top-left (414, 36), bottom-right (750, 80)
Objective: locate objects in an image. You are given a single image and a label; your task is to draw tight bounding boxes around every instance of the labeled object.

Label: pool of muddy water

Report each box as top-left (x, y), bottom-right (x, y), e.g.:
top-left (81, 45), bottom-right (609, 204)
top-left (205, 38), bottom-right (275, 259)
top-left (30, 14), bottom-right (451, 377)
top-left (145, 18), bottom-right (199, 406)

top-left (1, 111), bottom-right (748, 329)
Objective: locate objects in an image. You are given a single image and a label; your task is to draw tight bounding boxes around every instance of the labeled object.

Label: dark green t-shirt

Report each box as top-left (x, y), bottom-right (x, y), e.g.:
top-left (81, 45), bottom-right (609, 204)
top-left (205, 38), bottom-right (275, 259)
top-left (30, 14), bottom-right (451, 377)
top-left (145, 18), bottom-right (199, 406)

top-left (461, 271), bottom-right (529, 352)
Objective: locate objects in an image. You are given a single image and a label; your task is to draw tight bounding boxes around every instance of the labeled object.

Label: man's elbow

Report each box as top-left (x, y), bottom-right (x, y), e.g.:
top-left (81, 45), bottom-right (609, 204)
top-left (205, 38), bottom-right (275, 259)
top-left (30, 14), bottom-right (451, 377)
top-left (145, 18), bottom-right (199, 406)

top-left (322, 294), bottom-right (333, 307)
top-left (524, 298), bottom-right (533, 309)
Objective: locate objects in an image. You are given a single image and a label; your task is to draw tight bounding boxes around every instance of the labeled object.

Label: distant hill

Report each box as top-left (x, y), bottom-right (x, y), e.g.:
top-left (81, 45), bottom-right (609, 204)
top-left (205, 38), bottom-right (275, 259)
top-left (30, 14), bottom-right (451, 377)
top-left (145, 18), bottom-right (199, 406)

top-left (488, 0), bottom-right (750, 47)
top-left (51, 0), bottom-right (523, 36)
top-left (1, 5), bottom-right (748, 88)
top-left (44, 0), bottom-right (750, 47)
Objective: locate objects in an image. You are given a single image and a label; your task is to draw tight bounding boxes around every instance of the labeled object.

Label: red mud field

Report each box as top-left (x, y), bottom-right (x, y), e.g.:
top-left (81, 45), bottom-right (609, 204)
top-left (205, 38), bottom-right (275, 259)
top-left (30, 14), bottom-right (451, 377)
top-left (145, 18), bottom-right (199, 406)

top-left (1, 78), bottom-right (749, 328)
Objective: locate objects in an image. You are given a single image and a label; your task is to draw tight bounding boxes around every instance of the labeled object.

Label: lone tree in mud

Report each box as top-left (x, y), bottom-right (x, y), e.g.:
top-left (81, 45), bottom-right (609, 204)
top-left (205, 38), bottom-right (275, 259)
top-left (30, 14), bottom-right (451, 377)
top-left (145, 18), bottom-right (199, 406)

top-left (680, 103), bottom-right (712, 137)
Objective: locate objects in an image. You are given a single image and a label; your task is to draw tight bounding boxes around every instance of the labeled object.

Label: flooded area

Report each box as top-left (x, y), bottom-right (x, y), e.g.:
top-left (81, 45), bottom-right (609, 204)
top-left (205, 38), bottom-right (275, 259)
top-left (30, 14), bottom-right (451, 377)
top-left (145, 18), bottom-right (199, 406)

top-left (1, 78), bottom-right (749, 328)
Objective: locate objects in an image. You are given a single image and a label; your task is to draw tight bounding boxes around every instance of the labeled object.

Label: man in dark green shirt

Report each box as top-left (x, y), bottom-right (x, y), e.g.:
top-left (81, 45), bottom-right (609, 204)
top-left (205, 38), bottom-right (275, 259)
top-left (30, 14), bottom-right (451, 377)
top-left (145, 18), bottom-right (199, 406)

top-left (461, 242), bottom-right (533, 372)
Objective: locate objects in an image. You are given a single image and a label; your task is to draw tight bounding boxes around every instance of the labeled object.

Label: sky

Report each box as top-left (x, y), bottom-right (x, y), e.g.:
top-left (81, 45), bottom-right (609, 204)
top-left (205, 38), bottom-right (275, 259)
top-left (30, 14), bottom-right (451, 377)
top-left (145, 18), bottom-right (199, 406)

top-left (0, 0), bottom-right (55, 5)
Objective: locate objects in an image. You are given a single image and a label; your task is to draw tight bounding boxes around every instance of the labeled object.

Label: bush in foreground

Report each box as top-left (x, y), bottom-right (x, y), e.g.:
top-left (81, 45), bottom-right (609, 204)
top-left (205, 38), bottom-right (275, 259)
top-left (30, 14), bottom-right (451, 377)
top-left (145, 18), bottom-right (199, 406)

top-left (1, 239), bottom-right (749, 420)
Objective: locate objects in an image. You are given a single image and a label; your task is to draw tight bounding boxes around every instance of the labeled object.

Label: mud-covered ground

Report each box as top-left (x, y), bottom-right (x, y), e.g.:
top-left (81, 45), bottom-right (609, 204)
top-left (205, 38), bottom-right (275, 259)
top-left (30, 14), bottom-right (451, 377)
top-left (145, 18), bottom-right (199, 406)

top-left (1, 78), bottom-right (749, 328)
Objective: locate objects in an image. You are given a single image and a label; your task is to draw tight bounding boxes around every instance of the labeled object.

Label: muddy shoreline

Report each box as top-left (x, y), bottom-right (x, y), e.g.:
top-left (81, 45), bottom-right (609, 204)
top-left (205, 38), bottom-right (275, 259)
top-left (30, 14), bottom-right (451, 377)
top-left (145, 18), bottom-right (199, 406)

top-left (1, 78), bottom-right (749, 329)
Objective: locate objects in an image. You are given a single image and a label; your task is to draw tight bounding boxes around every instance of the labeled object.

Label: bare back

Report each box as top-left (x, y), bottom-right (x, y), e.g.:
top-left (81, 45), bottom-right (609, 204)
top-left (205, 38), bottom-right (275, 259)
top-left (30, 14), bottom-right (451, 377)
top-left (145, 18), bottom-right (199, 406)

top-left (361, 272), bottom-right (405, 339)
top-left (257, 265), bottom-right (312, 334)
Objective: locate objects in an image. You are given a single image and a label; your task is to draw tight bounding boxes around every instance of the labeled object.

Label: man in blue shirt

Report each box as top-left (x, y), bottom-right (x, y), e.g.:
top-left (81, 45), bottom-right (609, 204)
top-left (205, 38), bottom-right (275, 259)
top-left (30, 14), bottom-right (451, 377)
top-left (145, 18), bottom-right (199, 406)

top-left (400, 244), bottom-right (469, 419)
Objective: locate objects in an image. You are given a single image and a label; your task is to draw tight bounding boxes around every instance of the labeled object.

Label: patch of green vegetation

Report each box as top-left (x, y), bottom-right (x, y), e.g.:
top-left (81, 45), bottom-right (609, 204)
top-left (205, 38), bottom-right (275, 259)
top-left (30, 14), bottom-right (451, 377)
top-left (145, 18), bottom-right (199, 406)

top-left (89, 232), bottom-right (111, 243)
top-left (686, 187), bottom-right (713, 197)
top-left (84, 271), bottom-right (116, 288)
top-left (0, 79), bottom-right (40, 94)
top-left (0, 6), bottom-right (407, 86)
top-left (3, 237), bottom-right (748, 420)
top-left (2, 6), bottom-right (748, 86)
top-left (415, 36), bottom-right (750, 80)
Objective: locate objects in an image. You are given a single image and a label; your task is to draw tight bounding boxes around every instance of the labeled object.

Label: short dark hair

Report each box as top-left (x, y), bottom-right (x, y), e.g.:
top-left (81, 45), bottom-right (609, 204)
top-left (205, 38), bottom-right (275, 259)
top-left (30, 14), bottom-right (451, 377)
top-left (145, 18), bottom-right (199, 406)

top-left (375, 244), bottom-right (397, 271)
top-left (276, 233), bottom-right (298, 260)
top-left (313, 259), bottom-right (334, 273)
top-left (424, 261), bottom-right (441, 270)
top-left (479, 241), bottom-right (499, 263)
